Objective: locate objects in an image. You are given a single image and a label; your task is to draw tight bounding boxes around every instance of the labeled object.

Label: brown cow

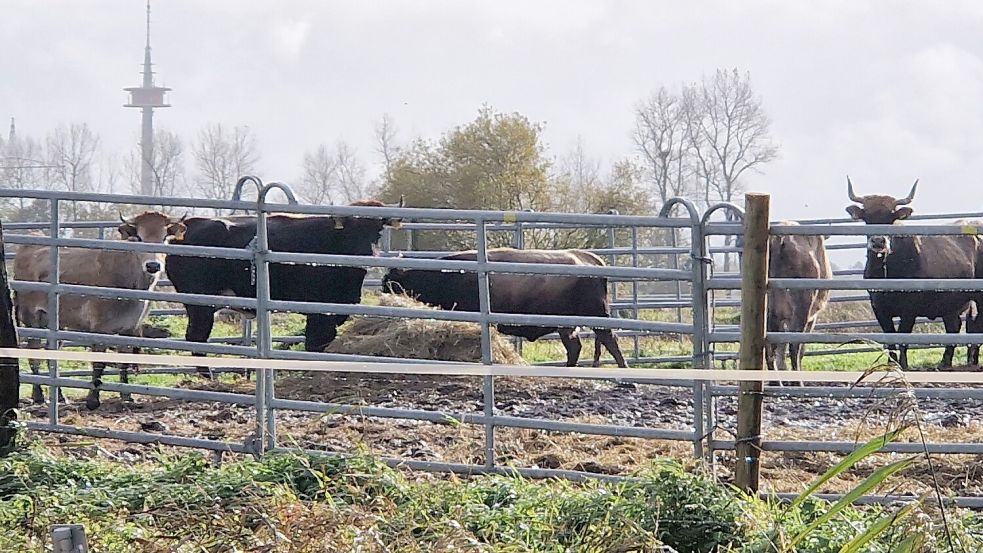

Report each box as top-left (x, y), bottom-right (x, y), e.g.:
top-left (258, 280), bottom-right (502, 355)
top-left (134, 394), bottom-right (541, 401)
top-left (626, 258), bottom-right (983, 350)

top-left (765, 221), bottom-right (832, 375)
top-left (14, 211), bottom-right (186, 409)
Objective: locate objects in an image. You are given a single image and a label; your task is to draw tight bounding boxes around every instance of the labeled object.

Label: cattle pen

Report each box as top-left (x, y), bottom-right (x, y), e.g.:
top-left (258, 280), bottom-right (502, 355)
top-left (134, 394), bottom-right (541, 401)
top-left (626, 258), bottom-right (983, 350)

top-left (4, 178), bottom-right (983, 507)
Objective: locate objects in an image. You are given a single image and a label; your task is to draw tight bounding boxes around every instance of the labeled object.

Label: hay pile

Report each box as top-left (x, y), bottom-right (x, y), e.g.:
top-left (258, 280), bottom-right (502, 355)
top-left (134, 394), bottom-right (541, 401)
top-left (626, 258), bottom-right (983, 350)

top-left (326, 293), bottom-right (526, 364)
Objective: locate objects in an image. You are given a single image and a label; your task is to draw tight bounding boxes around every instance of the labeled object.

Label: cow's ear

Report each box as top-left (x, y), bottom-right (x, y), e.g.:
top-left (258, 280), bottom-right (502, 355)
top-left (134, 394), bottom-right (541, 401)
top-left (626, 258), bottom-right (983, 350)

top-left (167, 221), bottom-right (187, 241)
top-left (385, 217), bottom-right (402, 229)
top-left (895, 207), bottom-right (913, 220)
top-left (845, 205), bottom-right (865, 220)
top-left (333, 217), bottom-right (345, 230)
top-left (117, 223), bottom-right (136, 239)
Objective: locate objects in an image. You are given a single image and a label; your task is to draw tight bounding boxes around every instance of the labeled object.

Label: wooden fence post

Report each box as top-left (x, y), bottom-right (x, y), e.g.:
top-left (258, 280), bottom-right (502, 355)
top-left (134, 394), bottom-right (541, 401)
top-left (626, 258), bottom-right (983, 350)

top-left (734, 193), bottom-right (769, 494)
top-left (0, 221), bottom-right (20, 456)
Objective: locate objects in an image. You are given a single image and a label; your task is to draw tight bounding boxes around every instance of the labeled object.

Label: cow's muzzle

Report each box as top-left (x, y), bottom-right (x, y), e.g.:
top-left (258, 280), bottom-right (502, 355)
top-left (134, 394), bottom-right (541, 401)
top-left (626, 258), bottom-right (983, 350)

top-left (144, 260), bottom-right (162, 274)
top-left (868, 236), bottom-right (891, 257)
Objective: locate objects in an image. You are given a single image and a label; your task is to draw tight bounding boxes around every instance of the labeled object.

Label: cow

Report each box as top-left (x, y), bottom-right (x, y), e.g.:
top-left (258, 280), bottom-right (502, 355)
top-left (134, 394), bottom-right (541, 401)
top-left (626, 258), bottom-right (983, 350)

top-left (381, 248), bottom-right (628, 368)
top-left (13, 211), bottom-right (186, 409)
top-left (764, 222), bottom-right (832, 376)
top-left (846, 177), bottom-right (981, 369)
top-left (164, 199), bottom-right (402, 376)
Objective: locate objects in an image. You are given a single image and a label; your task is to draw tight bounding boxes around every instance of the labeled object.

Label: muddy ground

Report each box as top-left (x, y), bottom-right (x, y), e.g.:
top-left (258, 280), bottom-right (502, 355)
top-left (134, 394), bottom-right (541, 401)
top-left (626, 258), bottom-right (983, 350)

top-left (20, 371), bottom-right (983, 497)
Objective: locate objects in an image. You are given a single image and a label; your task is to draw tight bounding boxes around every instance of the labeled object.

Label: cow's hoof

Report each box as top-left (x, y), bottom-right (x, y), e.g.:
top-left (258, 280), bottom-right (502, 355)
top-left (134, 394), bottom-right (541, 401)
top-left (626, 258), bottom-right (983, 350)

top-left (85, 396), bottom-right (101, 411)
top-left (120, 395), bottom-right (134, 404)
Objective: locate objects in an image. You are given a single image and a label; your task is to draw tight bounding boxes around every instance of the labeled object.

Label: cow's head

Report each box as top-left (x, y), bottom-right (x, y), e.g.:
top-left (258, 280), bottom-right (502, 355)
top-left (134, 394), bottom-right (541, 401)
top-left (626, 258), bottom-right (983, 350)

top-left (328, 197), bottom-right (404, 254)
top-left (845, 177), bottom-right (917, 258)
top-left (382, 267), bottom-right (429, 299)
top-left (118, 211), bottom-right (188, 243)
top-left (845, 177), bottom-right (917, 225)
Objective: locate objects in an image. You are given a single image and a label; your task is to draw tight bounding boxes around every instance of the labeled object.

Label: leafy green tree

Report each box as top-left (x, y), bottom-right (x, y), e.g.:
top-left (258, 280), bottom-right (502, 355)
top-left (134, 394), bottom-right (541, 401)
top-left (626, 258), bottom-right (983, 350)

top-left (382, 108), bottom-right (654, 251)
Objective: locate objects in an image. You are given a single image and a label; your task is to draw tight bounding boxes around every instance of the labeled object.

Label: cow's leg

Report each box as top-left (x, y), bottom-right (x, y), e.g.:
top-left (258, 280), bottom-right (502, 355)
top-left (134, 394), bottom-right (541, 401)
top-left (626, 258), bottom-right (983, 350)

top-left (119, 346), bottom-right (136, 403)
top-left (966, 311), bottom-right (981, 366)
top-left (873, 309), bottom-right (901, 368)
top-left (27, 337), bottom-right (45, 405)
top-left (85, 344), bottom-right (108, 411)
top-left (897, 315), bottom-right (917, 370)
top-left (185, 305), bottom-right (217, 378)
top-left (941, 313), bottom-right (961, 369)
top-left (304, 314), bottom-right (340, 353)
top-left (593, 328), bottom-right (627, 368)
top-left (557, 328), bottom-right (582, 367)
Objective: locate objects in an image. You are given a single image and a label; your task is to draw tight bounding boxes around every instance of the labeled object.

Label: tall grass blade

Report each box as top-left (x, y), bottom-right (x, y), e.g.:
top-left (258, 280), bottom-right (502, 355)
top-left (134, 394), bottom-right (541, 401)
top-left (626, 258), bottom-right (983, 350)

top-left (837, 499), bottom-right (921, 553)
top-left (785, 457), bottom-right (915, 551)
top-left (788, 428), bottom-right (904, 511)
top-left (890, 532), bottom-right (925, 553)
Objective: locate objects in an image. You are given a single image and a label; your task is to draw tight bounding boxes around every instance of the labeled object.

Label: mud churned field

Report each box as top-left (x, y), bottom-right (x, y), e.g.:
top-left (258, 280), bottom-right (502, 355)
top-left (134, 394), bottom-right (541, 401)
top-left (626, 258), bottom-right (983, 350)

top-left (22, 368), bottom-right (983, 498)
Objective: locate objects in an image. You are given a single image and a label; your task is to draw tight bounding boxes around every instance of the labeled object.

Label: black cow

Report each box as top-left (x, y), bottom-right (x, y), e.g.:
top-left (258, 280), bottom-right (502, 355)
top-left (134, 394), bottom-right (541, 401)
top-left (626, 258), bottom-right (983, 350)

top-left (166, 200), bottom-right (401, 376)
top-left (382, 248), bottom-right (628, 368)
top-left (846, 178), bottom-right (982, 369)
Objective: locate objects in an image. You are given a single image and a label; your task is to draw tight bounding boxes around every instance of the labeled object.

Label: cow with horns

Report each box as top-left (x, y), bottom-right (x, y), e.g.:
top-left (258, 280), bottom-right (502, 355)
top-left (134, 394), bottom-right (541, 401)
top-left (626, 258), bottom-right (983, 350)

top-left (164, 199), bottom-right (403, 376)
top-left (846, 178), bottom-right (982, 369)
top-left (13, 211), bottom-right (186, 409)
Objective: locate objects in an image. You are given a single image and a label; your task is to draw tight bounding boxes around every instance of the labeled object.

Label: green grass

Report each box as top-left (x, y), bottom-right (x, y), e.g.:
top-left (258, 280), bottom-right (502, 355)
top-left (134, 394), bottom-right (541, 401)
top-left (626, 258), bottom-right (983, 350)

top-left (1, 441), bottom-right (978, 552)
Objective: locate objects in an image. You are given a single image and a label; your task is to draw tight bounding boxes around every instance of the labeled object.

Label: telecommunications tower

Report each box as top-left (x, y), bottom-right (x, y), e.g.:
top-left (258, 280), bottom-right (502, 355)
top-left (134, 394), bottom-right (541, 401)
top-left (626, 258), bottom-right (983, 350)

top-left (124, 1), bottom-right (170, 196)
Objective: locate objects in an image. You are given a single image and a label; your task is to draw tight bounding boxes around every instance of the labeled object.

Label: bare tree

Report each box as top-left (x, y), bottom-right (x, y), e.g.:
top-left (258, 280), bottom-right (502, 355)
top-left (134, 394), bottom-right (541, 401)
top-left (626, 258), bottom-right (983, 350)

top-left (633, 86), bottom-right (692, 206)
top-left (46, 123), bottom-right (100, 220)
top-left (129, 128), bottom-right (186, 197)
top-left (682, 69), bottom-right (779, 271)
top-left (192, 123), bottom-right (259, 202)
top-left (684, 69), bottom-right (779, 208)
top-left (299, 141), bottom-right (372, 205)
top-left (374, 113), bottom-right (400, 180)
top-left (0, 132), bottom-right (50, 214)
top-left (299, 144), bottom-right (337, 205)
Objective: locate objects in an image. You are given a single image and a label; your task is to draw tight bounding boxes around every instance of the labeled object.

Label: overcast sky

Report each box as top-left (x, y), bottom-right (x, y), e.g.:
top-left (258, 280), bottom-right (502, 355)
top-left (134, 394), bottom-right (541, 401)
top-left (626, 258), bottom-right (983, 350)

top-left (2, 0), bottom-right (983, 230)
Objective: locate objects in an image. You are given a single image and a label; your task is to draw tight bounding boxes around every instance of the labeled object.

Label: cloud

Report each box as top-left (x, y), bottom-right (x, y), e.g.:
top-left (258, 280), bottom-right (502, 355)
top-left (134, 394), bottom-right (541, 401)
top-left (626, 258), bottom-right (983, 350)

top-left (268, 19), bottom-right (310, 61)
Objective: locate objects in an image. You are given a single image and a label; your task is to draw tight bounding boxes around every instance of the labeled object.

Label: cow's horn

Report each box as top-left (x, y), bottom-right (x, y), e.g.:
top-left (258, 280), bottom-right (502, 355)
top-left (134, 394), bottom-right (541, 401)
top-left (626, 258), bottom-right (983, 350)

top-left (119, 211), bottom-right (129, 224)
top-left (847, 176), bottom-right (862, 203)
top-left (895, 179), bottom-right (918, 206)
top-left (398, 195), bottom-right (404, 208)
top-left (176, 212), bottom-right (189, 223)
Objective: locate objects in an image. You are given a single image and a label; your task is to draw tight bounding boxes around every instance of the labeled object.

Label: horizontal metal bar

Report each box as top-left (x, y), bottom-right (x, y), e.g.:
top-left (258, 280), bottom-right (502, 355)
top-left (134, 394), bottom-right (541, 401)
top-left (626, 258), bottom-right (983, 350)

top-left (265, 251), bottom-right (692, 281)
top-left (284, 447), bottom-right (626, 482)
top-left (11, 280), bottom-right (258, 310)
top-left (796, 210), bottom-right (983, 225)
top-left (22, 373), bottom-right (256, 405)
top-left (710, 331), bottom-right (983, 345)
top-left (7, 233), bottom-right (254, 260)
top-left (711, 439), bottom-right (983, 454)
top-left (772, 223), bottom-right (983, 236)
top-left (709, 277), bottom-right (983, 291)
top-left (0, 188), bottom-right (260, 211)
top-left (18, 327), bottom-right (257, 355)
top-left (768, 492), bottom-right (983, 508)
top-left (707, 384), bottom-right (983, 400)
top-left (769, 332), bottom-right (983, 345)
top-left (270, 397), bottom-right (696, 440)
top-left (0, 188), bottom-right (696, 227)
top-left (26, 422), bottom-right (251, 453)
top-left (262, 297), bottom-right (695, 334)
